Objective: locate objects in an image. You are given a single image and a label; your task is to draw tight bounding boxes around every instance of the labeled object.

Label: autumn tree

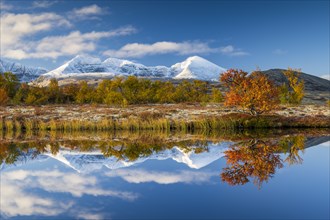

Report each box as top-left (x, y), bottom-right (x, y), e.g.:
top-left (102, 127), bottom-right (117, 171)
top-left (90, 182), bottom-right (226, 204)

top-left (0, 88), bottom-right (9, 105)
top-left (48, 78), bottom-right (62, 103)
top-left (210, 87), bottom-right (224, 103)
top-left (0, 72), bottom-right (20, 98)
top-left (220, 69), bottom-right (279, 115)
top-left (221, 140), bottom-right (283, 188)
top-left (154, 81), bottom-right (176, 103)
top-left (25, 86), bottom-right (49, 105)
top-left (13, 83), bottom-right (29, 104)
top-left (280, 68), bottom-right (304, 104)
top-left (75, 81), bottom-right (95, 104)
top-left (62, 83), bottom-right (79, 103)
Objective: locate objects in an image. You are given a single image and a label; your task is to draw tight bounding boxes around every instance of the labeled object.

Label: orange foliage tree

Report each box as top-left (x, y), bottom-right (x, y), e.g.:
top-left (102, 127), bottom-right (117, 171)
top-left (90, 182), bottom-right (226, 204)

top-left (221, 140), bottom-right (283, 188)
top-left (220, 69), bottom-right (280, 115)
top-left (0, 88), bottom-right (9, 105)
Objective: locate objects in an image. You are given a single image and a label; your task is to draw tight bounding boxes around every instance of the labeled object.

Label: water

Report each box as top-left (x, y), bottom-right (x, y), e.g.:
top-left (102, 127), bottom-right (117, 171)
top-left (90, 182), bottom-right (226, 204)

top-left (0, 130), bottom-right (329, 219)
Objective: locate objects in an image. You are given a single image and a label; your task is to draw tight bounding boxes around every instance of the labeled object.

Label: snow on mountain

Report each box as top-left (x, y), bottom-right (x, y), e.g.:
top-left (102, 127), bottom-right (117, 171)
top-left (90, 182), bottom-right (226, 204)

top-left (0, 59), bottom-right (48, 82)
top-left (103, 57), bottom-right (172, 77)
top-left (0, 142), bottom-right (231, 173)
top-left (43, 55), bottom-right (105, 77)
top-left (43, 55), bottom-right (173, 79)
top-left (37, 55), bottom-right (226, 84)
top-left (172, 56), bottom-right (226, 81)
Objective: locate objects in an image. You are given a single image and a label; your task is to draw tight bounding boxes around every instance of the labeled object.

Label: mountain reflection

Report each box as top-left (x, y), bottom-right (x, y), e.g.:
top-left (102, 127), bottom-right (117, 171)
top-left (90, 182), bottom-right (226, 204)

top-left (1, 129), bottom-right (329, 188)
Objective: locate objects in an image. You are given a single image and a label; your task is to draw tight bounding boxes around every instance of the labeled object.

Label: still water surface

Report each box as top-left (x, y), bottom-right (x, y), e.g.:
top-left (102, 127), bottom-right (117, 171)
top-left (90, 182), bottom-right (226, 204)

top-left (0, 130), bottom-right (329, 219)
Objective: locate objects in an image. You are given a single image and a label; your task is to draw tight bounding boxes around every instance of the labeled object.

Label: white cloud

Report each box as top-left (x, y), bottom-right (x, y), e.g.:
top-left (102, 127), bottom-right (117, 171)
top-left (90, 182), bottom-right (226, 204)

top-left (70, 4), bottom-right (106, 20)
top-left (0, 10), bottom-right (136, 60)
top-left (106, 169), bottom-right (215, 184)
top-left (0, 7), bottom-right (136, 60)
top-left (273, 49), bottom-right (288, 55)
top-left (0, 169), bottom-right (138, 218)
top-left (220, 45), bottom-right (249, 56)
top-left (320, 74), bottom-right (330, 80)
top-left (0, 12), bottom-right (71, 49)
top-left (31, 1), bottom-right (58, 9)
top-left (103, 41), bottom-right (248, 58)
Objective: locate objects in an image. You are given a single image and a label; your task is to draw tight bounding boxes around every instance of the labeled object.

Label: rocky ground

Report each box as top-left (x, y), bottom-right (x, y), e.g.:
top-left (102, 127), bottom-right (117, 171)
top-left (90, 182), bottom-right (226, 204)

top-left (1, 104), bottom-right (329, 122)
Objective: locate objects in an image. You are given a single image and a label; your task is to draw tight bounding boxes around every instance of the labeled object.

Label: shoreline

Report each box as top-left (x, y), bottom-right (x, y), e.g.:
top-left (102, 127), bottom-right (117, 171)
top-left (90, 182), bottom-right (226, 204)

top-left (1, 104), bottom-right (329, 131)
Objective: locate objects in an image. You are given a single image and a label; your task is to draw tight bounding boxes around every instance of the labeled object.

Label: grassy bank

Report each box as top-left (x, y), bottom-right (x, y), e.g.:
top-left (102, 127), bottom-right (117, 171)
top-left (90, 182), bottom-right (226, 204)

top-left (1, 113), bottom-right (329, 132)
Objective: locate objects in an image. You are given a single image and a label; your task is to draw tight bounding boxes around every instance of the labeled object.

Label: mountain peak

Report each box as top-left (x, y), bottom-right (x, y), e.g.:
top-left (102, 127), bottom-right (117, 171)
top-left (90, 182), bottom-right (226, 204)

top-left (68, 54), bottom-right (101, 65)
top-left (186, 55), bottom-right (208, 61)
top-left (103, 57), bottom-right (139, 67)
top-left (172, 56), bottom-right (226, 81)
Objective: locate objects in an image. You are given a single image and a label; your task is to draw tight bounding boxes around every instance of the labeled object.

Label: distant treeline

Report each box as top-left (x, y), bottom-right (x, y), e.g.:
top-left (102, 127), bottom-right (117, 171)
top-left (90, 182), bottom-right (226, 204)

top-left (0, 68), bottom-right (307, 116)
top-left (0, 73), bottom-right (224, 106)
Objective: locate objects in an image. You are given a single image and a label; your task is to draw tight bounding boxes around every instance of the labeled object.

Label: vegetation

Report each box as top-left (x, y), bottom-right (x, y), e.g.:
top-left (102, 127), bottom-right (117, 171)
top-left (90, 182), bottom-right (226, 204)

top-left (220, 69), bottom-right (280, 115)
top-left (0, 67), bottom-right (305, 111)
top-left (221, 135), bottom-right (306, 188)
top-left (0, 72), bottom-right (221, 106)
top-left (279, 68), bottom-right (305, 104)
top-left (0, 112), bottom-right (329, 133)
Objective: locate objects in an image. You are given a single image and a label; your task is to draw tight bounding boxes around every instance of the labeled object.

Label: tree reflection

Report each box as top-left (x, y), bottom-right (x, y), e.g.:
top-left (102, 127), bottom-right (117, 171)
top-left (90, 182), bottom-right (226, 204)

top-left (221, 135), bottom-right (307, 188)
top-left (280, 135), bottom-right (305, 165)
top-left (221, 140), bottom-right (283, 188)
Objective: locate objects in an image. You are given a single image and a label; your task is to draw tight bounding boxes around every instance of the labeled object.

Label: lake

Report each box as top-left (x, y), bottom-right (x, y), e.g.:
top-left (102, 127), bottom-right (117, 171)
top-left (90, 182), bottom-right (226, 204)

top-left (0, 130), bottom-right (329, 219)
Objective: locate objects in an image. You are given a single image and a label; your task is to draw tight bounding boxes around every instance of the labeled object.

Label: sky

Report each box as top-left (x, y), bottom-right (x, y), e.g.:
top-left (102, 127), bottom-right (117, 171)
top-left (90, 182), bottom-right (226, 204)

top-left (0, 0), bottom-right (329, 78)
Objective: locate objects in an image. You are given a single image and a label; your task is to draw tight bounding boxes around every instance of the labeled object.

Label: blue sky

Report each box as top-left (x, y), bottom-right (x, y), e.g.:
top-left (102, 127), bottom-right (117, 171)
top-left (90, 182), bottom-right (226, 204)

top-left (0, 0), bottom-right (329, 78)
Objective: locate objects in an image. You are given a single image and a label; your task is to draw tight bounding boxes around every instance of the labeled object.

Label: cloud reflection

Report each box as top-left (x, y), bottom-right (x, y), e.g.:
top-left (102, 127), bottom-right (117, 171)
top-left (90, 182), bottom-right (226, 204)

top-left (106, 169), bottom-right (216, 184)
top-left (0, 169), bottom-right (137, 218)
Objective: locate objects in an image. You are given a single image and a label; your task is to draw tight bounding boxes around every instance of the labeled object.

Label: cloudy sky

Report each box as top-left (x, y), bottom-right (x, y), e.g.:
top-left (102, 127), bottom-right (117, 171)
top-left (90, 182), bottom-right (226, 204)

top-left (0, 0), bottom-right (329, 78)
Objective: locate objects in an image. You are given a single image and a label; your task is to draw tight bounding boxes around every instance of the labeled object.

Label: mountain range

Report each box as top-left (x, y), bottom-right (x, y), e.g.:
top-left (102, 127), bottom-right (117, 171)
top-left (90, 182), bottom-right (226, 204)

top-left (0, 55), bottom-right (226, 83)
top-left (0, 142), bottom-right (232, 173)
top-left (0, 59), bottom-right (48, 82)
top-left (1, 55), bottom-right (329, 96)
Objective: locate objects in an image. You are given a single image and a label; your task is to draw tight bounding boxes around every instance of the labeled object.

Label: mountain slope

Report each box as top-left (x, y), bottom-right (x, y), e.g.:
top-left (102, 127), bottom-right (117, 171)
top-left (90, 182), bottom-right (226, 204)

top-left (261, 69), bottom-right (330, 104)
top-left (172, 56), bottom-right (226, 81)
top-left (0, 59), bottom-right (48, 82)
top-left (261, 69), bottom-right (330, 92)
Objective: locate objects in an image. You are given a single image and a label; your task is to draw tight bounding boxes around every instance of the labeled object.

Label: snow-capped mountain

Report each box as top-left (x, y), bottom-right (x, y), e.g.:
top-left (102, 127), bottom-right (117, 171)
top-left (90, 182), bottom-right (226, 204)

top-left (0, 59), bottom-right (48, 82)
top-left (36, 55), bottom-right (226, 84)
top-left (0, 142), bottom-right (231, 173)
top-left (42, 55), bottom-right (173, 79)
top-left (172, 56), bottom-right (226, 81)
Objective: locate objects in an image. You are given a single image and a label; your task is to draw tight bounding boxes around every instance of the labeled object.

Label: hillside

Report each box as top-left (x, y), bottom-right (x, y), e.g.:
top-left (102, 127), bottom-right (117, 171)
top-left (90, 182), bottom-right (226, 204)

top-left (261, 69), bottom-right (330, 104)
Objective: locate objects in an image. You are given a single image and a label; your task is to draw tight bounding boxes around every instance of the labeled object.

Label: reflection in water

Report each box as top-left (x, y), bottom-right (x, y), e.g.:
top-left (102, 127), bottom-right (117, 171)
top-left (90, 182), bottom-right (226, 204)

top-left (1, 170), bottom-right (137, 218)
top-left (0, 129), bottom-right (329, 219)
top-left (221, 136), bottom-right (305, 188)
top-left (1, 130), bottom-right (328, 184)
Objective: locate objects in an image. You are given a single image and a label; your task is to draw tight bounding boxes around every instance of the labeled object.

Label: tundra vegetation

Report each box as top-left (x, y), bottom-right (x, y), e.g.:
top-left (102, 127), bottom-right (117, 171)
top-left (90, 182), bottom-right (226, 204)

top-left (0, 68), bottom-right (328, 131)
top-left (0, 68), bottom-right (305, 108)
